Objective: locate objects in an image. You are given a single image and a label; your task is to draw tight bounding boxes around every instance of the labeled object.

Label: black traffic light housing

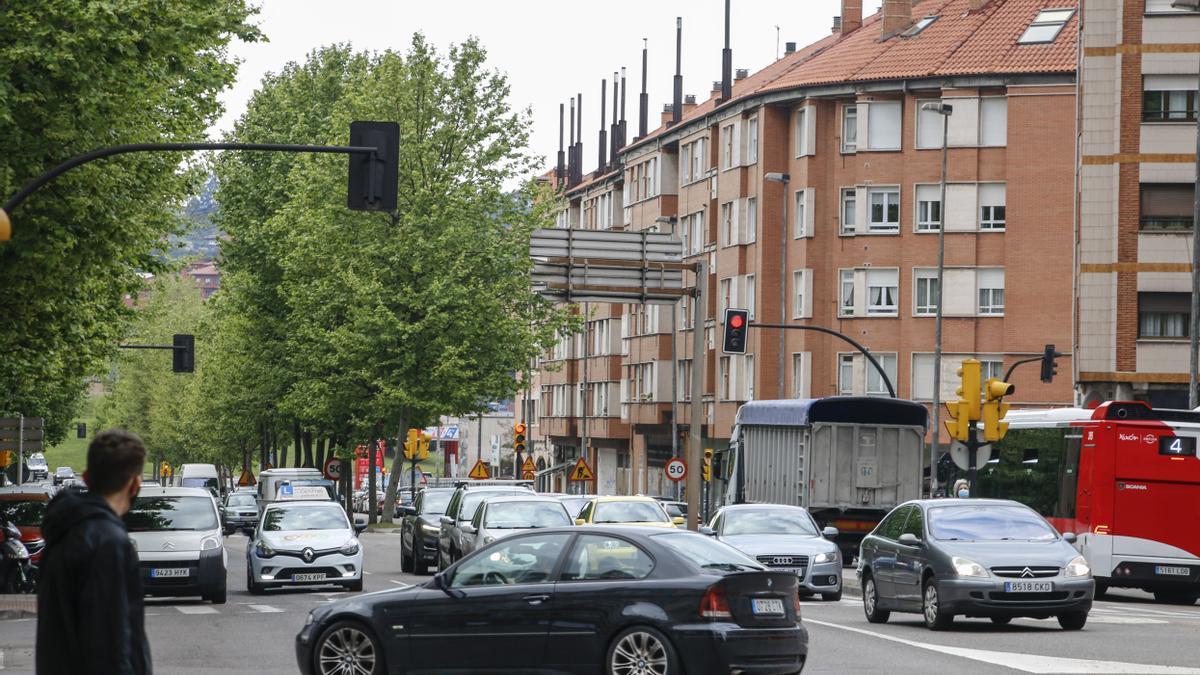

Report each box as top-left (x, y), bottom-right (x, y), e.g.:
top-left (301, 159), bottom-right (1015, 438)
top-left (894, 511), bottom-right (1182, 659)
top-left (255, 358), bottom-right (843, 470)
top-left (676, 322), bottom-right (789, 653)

top-left (347, 121), bottom-right (399, 212)
top-left (722, 308), bottom-right (749, 354)
top-left (172, 334), bottom-right (195, 373)
top-left (1040, 343), bottom-right (1062, 383)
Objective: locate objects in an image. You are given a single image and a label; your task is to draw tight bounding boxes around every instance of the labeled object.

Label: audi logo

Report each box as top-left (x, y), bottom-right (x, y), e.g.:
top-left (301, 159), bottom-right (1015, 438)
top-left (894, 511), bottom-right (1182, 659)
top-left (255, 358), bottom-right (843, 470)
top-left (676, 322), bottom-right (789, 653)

top-left (771, 557), bottom-right (794, 565)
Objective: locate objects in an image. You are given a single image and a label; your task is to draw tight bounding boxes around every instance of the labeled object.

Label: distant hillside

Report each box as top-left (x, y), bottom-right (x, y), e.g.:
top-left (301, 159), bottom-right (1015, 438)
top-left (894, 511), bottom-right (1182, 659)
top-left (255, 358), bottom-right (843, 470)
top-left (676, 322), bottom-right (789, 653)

top-left (174, 175), bottom-right (220, 259)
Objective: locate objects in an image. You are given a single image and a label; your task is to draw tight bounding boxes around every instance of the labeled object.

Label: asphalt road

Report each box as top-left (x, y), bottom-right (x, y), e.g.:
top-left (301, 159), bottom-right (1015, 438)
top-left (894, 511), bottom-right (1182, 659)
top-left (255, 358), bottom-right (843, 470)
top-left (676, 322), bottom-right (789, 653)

top-left (1, 532), bottom-right (1199, 673)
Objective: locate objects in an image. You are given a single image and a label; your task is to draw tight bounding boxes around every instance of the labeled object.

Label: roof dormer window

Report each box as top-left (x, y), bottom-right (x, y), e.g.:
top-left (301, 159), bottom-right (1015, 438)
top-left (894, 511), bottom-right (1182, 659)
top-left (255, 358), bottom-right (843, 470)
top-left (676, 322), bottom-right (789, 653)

top-left (902, 16), bottom-right (938, 37)
top-left (1018, 8), bottom-right (1076, 44)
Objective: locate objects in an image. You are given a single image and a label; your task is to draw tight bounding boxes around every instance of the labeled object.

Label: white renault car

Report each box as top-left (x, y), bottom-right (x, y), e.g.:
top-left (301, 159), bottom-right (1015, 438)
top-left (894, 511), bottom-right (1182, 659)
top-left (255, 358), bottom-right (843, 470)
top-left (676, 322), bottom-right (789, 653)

top-left (247, 500), bottom-right (365, 594)
top-left (125, 486), bottom-right (228, 604)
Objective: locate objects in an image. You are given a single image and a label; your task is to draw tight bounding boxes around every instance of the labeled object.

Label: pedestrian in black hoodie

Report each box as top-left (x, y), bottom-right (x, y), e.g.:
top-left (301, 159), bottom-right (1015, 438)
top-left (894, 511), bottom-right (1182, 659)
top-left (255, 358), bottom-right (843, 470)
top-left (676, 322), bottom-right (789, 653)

top-left (37, 429), bottom-right (150, 674)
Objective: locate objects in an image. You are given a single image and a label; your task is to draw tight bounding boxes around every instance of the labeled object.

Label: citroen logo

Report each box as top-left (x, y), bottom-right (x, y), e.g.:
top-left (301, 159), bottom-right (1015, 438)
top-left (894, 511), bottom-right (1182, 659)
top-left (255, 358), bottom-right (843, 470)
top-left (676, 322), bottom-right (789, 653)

top-left (772, 557), bottom-right (794, 565)
top-left (1020, 567), bottom-right (1035, 578)
top-left (163, 541), bottom-right (176, 551)
top-left (302, 547), bottom-right (315, 563)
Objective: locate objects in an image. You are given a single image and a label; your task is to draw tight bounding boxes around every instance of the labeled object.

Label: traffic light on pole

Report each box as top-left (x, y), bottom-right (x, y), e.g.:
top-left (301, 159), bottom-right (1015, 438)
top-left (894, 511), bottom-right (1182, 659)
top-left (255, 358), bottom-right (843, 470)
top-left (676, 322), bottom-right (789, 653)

top-left (1039, 344), bottom-right (1062, 383)
top-left (513, 423), bottom-right (527, 457)
top-left (955, 358), bottom-right (982, 421)
top-left (982, 378), bottom-right (1015, 442)
top-left (347, 121), bottom-right (399, 212)
top-left (403, 428), bottom-right (420, 460)
top-left (417, 431), bottom-right (431, 460)
top-left (943, 401), bottom-right (970, 442)
top-left (702, 448), bottom-right (714, 482)
top-left (722, 308), bottom-right (749, 354)
top-left (172, 334), bottom-right (195, 373)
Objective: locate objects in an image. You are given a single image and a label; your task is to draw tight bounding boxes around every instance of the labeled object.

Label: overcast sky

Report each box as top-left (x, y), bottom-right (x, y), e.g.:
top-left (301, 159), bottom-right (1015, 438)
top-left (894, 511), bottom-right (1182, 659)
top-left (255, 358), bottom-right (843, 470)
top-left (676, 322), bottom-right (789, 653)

top-left (210, 0), bottom-right (885, 176)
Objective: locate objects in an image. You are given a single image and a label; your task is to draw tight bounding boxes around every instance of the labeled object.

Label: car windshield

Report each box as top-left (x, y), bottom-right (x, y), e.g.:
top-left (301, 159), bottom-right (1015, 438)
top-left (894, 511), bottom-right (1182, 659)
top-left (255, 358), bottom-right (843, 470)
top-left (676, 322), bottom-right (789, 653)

top-left (594, 501), bottom-right (669, 524)
top-left (928, 504), bottom-right (1058, 541)
top-left (262, 504), bottom-right (348, 532)
top-left (0, 499), bottom-right (47, 526)
top-left (653, 532), bottom-right (763, 572)
top-left (182, 477), bottom-right (219, 491)
top-left (125, 496), bottom-right (219, 532)
top-left (484, 501), bottom-right (570, 529)
top-left (460, 490), bottom-right (528, 521)
top-left (559, 497), bottom-right (589, 518)
top-left (723, 509), bottom-right (818, 536)
top-left (421, 490), bottom-right (453, 515)
top-left (56, 468), bottom-right (73, 476)
top-left (226, 494), bottom-right (256, 508)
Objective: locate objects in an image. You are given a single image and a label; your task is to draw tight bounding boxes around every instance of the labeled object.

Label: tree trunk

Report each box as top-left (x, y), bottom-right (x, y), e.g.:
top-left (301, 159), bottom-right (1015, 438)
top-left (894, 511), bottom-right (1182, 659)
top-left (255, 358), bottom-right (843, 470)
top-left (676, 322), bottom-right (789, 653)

top-left (259, 422), bottom-right (268, 472)
top-left (315, 437), bottom-right (327, 473)
top-left (380, 415), bottom-right (408, 525)
top-left (292, 420), bottom-right (302, 468)
top-left (303, 431), bottom-right (314, 468)
top-left (367, 425), bottom-right (381, 524)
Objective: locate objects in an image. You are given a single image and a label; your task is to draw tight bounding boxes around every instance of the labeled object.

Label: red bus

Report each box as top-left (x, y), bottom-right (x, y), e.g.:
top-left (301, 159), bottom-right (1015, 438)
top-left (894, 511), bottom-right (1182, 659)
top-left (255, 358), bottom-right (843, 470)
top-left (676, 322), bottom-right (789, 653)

top-left (975, 401), bottom-right (1200, 604)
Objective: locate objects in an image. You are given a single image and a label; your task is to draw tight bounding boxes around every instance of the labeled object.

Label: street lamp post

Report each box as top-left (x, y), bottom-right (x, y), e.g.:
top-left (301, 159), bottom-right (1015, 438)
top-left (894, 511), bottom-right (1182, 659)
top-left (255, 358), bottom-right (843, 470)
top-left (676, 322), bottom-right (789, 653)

top-left (1176, 0), bottom-right (1200, 407)
top-left (922, 101), bottom-right (953, 495)
top-left (765, 172), bottom-right (790, 399)
top-left (656, 214), bottom-right (682, 500)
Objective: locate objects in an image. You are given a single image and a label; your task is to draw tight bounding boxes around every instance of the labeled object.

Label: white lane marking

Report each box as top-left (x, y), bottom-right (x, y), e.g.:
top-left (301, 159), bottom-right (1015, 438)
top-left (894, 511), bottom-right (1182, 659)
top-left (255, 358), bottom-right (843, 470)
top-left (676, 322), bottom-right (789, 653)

top-left (173, 605), bottom-right (219, 615)
top-left (247, 604), bottom-right (283, 613)
top-left (363, 571), bottom-right (373, 575)
top-left (389, 580), bottom-right (406, 585)
top-left (805, 618), bottom-right (1200, 674)
top-left (1086, 615), bottom-right (1168, 624)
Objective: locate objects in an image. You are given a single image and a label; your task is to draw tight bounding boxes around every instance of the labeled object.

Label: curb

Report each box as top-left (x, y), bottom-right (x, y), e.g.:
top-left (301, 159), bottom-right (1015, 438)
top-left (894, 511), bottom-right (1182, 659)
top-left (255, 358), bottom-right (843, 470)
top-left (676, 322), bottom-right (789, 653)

top-left (0, 595), bottom-right (36, 619)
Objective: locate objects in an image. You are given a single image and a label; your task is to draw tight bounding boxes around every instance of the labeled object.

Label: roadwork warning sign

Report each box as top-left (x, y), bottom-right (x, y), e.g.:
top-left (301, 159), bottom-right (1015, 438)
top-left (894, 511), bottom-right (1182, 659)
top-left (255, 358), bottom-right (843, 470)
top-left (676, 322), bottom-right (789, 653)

top-left (568, 457), bottom-right (594, 482)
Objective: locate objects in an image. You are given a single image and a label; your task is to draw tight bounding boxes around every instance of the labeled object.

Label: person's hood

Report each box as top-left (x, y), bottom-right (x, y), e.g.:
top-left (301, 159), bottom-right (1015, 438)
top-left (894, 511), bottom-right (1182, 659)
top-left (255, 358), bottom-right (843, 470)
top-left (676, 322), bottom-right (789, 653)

top-left (262, 529), bottom-right (354, 552)
top-left (721, 533), bottom-right (837, 558)
top-left (41, 489), bottom-right (122, 546)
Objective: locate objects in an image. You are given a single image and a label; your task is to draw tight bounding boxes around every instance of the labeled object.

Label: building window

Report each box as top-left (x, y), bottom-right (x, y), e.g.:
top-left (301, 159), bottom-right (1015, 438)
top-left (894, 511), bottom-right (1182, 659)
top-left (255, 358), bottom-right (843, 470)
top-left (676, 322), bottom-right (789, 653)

top-left (979, 184), bottom-right (1007, 230)
top-left (745, 197), bottom-right (758, 243)
top-left (914, 269), bottom-right (939, 316)
top-left (1018, 8), bottom-right (1075, 44)
top-left (977, 269), bottom-right (1005, 315)
top-left (839, 270), bottom-right (855, 317)
top-left (1139, 292), bottom-right (1190, 338)
top-left (679, 295), bottom-right (694, 330)
top-left (980, 97), bottom-right (1008, 146)
top-left (682, 211), bottom-right (704, 255)
top-left (842, 105), bottom-right (857, 152)
top-left (794, 189), bottom-right (807, 238)
top-left (840, 188), bottom-right (856, 235)
top-left (744, 355), bottom-right (755, 401)
top-left (868, 187), bottom-right (900, 232)
top-left (720, 356), bottom-right (732, 400)
top-left (677, 359), bottom-right (693, 400)
top-left (916, 100), bottom-right (945, 149)
top-left (916, 184), bottom-right (941, 231)
top-left (866, 269), bottom-right (899, 316)
top-left (719, 278), bottom-right (732, 316)
top-left (981, 359), bottom-right (1004, 384)
top-left (1147, 0), bottom-right (1200, 12)
top-left (866, 354), bottom-right (898, 397)
top-left (791, 353), bottom-right (808, 398)
top-left (1141, 183), bottom-right (1195, 230)
top-left (902, 15), bottom-right (938, 37)
top-left (793, 270), bottom-right (806, 318)
top-left (838, 354), bottom-right (854, 395)
top-left (722, 124), bottom-right (735, 169)
top-left (720, 201), bottom-right (734, 247)
top-left (747, 117), bottom-right (759, 163)
top-left (867, 101), bottom-right (902, 150)
top-left (745, 274), bottom-right (756, 320)
top-left (794, 108), bottom-right (808, 156)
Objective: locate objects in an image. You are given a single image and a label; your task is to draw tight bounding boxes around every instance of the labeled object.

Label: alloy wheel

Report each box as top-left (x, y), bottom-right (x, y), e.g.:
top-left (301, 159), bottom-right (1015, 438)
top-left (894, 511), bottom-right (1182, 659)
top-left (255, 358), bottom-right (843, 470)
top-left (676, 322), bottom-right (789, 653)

top-left (611, 630), bottom-right (669, 675)
top-left (924, 584), bottom-right (939, 624)
top-left (317, 625), bottom-right (376, 675)
top-left (864, 578), bottom-right (877, 615)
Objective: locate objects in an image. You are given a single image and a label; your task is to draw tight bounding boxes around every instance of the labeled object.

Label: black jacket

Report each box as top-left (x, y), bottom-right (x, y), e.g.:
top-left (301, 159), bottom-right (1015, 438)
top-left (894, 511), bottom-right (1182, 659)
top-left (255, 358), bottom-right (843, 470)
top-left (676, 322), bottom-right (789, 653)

top-left (36, 489), bottom-right (151, 675)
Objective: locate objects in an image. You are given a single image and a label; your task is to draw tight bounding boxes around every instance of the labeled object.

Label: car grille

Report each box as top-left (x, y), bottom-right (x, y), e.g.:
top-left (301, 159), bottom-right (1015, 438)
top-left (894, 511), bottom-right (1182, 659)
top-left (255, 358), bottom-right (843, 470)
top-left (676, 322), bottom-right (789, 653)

top-left (989, 591), bottom-right (1069, 602)
top-left (756, 554), bottom-right (810, 568)
top-left (990, 566), bottom-right (1060, 578)
top-left (275, 547), bottom-right (341, 561)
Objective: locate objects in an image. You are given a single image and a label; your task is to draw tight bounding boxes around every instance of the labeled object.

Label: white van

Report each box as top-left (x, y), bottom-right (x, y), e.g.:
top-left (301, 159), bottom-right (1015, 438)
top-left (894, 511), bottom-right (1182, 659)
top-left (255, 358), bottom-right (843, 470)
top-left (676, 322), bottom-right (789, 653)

top-left (178, 463), bottom-right (221, 497)
top-left (257, 468), bottom-right (326, 509)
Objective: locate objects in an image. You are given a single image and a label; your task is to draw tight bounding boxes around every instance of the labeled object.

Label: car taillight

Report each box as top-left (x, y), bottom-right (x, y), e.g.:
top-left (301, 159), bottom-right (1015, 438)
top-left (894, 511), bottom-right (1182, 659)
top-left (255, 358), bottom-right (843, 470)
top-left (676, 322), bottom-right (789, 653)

top-left (794, 592), bottom-right (803, 620)
top-left (699, 584), bottom-right (732, 620)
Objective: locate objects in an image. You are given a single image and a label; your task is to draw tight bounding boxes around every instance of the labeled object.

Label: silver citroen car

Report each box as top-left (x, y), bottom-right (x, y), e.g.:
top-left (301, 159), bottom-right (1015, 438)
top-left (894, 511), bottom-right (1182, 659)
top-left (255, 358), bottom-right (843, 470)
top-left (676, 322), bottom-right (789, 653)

top-left (246, 500), bottom-right (366, 594)
top-left (708, 504), bottom-right (843, 600)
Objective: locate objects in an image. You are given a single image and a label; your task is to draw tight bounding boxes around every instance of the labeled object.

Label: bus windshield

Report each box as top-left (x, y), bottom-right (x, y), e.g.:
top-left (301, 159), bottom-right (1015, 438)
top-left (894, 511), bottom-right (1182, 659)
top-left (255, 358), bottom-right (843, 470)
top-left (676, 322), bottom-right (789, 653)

top-left (974, 426), bottom-right (1082, 519)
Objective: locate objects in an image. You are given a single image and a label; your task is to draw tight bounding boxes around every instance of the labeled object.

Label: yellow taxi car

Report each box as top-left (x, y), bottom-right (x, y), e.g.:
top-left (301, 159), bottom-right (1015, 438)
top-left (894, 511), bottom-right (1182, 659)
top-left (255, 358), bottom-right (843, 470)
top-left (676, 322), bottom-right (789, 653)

top-left (574, 496), bottom-right (684, 528)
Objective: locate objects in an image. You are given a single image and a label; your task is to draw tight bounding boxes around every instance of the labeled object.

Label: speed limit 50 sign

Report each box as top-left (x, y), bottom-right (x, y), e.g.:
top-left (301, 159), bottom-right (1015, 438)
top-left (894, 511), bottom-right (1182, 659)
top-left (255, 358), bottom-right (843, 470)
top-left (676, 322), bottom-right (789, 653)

top-left (664, 457), bottom-right (687, 482)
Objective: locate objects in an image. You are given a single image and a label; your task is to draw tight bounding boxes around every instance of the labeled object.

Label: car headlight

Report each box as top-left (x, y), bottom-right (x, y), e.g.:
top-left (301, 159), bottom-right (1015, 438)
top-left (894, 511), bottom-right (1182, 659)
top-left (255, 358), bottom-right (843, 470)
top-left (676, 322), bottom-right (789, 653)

top-left (305, 611), bottom-right (315, 627)
top-left (1065, 555), bottom-right (1091, 578)
top-left (482, 536), bottom-right (495, 545)
top-left (952, 556), bottom-right (988, 578)
top-left (201, 536), bottom-right (221, 551)
top-left (255, 540), bottom-right (276, 558)
top-left (813, 551), bottom-right (838, 565)
top-left (340, 539), bottom-right (360, 556)
top-left (421, 524), bottom-right (440, 534)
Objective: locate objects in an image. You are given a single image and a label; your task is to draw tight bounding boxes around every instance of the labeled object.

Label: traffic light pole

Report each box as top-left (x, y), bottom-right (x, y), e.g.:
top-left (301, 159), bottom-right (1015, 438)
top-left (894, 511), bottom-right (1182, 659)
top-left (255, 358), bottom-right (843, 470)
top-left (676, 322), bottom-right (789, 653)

top-left (966, 425), bottom-right (980, 494)
top-left (685, 259), bottom-right (707, 532)
top-left (747, 323), bottom-right (896, 398)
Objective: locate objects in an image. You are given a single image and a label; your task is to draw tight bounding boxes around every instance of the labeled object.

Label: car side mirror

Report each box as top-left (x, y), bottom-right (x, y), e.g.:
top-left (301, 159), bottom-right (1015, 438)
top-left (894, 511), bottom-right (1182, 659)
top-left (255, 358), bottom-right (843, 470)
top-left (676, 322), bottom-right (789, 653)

top-left (1062, 532), bottom-right (1078, 544)
top-left (461, 524), bottom-right (476, 534)
top-left (823, 526), bottom-right (839, 540)
top-left (397, 505), bottom-right (416, 517)
top-left (698, 526), bottom-right (716, 536)
top-left (574, 518), bottom-right (586, 526)
top-left (440, 516), bottom-right (453, 526)
top-left (898, 533), bottom-right (921, 547)
top-left (672, 516), bottom-right (685, 526)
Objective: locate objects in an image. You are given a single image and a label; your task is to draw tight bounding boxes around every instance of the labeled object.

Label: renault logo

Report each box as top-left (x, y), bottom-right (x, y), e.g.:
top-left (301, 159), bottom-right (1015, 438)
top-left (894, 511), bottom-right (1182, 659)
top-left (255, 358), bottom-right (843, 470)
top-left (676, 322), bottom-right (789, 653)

top-left (302, 547), bottom-right (315, 563)
top-left (1020, 567), bottom-right (1035, 578)
top-left (772, 557), bottom-right (794, 565)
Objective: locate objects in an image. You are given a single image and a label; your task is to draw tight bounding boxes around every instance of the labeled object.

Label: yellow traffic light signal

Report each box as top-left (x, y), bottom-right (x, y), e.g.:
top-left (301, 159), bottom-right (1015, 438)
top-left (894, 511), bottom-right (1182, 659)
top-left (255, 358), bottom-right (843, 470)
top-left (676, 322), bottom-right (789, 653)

top-left (982, 377), bottom-right (1014, 442)
top-left (955, 359), bottom-right (982, 421)
top-left (983, 378), bottom-right (1015, 402)
top-left (943, 401), bottom-right (970, 442)
top-left (403, 428), bottom-right (421, 460)
top-left (514, 423), bottom-right (527, 457)
top-left (0, 451), bottom-right (12, 467)
top-left (417, 431), bottom-right (431, 460)
top-left (702, 448), bottom-right (714, 482)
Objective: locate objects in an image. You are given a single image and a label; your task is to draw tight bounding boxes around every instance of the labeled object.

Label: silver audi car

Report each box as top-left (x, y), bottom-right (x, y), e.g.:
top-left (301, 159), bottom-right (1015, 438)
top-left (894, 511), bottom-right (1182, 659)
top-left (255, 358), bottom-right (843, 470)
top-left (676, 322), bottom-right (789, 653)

top-left (246, 500), bottom-right (366, 594)
top-left (707, 504), bottom-right (843, 601)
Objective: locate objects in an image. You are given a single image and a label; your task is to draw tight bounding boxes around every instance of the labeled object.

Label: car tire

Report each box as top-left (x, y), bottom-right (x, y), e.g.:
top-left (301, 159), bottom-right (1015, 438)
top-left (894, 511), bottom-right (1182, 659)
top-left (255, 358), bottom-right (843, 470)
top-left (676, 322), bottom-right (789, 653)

top-left (1057, 611), bottom-right (1088, 630)
top-left (1094, 581), bottom-right (1108, 599)
top-left (413, 543), bottom-right (429, 576)
top-left (1153, 591), bottom-right (1198, 605)
top-left (922, 578), bottom-right (954, 631)
top-left (990, 616), bottom-right (1011, 625)
top-left (401, 537), bottom-right (414, 574)
top-left (246, 562), bottom-right (265, 596)
top-left (862, 574), bottom-right (890, 624)
top-left (207, 584), bottom-right (227, 605)
top-left (313, 620), bottom-right (384, 675)
top-left (606, 625), bottom-right (679, 675)
top-left (821, 588), bottom-right (842, 602)
top-left (345, 579), bottom-right (363, 592)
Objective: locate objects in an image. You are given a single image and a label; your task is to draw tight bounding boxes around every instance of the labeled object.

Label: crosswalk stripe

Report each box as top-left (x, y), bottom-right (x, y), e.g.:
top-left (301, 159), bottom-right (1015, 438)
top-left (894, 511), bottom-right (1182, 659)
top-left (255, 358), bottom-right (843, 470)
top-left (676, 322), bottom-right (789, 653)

top-left (173, 605), bottom-right (218, 615)
top-left (247, 604), bottom-right (283, 613)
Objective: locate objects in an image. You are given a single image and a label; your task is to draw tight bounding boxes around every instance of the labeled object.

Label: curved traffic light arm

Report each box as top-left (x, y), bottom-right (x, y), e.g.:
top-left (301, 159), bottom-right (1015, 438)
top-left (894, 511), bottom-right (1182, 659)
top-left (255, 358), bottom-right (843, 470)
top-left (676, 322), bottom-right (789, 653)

top-left (748, 322), bottom-right (896, 398)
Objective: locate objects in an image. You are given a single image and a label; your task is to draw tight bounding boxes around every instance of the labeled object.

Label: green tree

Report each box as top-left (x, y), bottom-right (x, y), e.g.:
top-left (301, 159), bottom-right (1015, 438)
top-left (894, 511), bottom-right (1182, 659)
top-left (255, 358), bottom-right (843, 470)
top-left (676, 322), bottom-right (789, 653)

top-left (0, 0), bottom-right (259, 442)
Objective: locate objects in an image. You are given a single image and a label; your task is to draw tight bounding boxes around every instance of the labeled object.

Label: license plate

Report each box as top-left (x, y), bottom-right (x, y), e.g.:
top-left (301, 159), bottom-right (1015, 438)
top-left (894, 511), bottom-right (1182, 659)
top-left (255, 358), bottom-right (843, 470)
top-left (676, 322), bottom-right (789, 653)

top-left (293, 573), bottom-right (326, 582)
top-left (751, 598), bottom-right (785, 615)
top-left (1004, 581), bottom-right (1052, 593)
top-left (1155, 566), bottom-right (1190, 577)
top-left (150, 568), bottom-right (189, 578)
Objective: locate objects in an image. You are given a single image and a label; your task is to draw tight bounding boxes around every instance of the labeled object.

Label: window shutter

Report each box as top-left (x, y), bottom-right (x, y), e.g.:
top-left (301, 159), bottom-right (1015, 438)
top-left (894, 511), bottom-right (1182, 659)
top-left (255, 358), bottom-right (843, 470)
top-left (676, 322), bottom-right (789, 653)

top-left (803, 269), bottom-right (814, 319)
top-left (946, 97), bottom-right (980, 147)
top-left (804, 104), bottom-right (817, 157)
top-left (945, 184), bottom-right (978, 232)
top-left (804, 188), bottom-right (816, 237)
top-left (731, 121), bottom-right (742, 167)
top-left (731, 199), bottom-right (741, 244)
top-left (854, 187), bottom-right (868, 234)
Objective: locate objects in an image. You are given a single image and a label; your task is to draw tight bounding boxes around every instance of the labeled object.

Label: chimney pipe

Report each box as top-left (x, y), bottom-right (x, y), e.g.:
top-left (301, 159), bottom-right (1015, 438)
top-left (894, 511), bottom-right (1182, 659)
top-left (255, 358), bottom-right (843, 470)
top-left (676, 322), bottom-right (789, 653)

top-left (619, 67), bottom-right (628, 150)
top-left (735, 68), bottom-right (749, 80)
top-left (598, 79), bottom-right (607, 173)
top-left (880, 0), bottom-right (912, 39)
top-left (672, 17), bottom-right (683, 126)
top-left (557, 102), bottom-right (565, 186)
top-left (841, 0), bottom-right (863, 35)
top-left (574, 93), bottom-right (584, 186)
top-left (610, 73), bottom-right (619, 167)
top-left (785, 41), bottom-right (797, 54)
top-left (639, 39), bottom-right (649, 138)
top-left (720, 0), bottom-right (732, 102)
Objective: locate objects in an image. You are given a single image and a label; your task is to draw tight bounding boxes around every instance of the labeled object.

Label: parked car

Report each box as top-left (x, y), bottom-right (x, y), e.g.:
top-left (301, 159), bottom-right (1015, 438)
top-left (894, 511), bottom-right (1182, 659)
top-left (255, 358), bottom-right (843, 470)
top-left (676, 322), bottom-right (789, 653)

top-left (555, 494), bottom-right (596, 520)
top-left (575, 496), bottom-right (683, 528)
top-left (458, 495), bottom-right (572, 558)
top-left (708, 503), bottom-right (843, 601)
top-left (220, 491), bottom-right (260, 535)
top-left (858, 498), bottom-right (1094, 630)
top-left (296, 526), bottom-right (808, 675)
top-left (0, 487), bottom-right (52, 564)
top-left (438, 484), bottom-right (534, 568)
top-left (400, 487), bottom-right (456, 575)
top-left (247, 499), bottom-right (366, 594)
top-left (25, 454), bottom-right (48, 481)
top-left (125, 486), bottom-right (228, 604)
top-left (52, 467), bottom-right (75, 486)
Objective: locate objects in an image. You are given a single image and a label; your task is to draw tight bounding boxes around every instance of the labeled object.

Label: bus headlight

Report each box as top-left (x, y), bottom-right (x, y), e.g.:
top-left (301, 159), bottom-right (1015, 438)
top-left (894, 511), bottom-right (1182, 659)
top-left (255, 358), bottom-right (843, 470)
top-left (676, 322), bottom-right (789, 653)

top-left (1065, 555), bottom-right (1091, 578)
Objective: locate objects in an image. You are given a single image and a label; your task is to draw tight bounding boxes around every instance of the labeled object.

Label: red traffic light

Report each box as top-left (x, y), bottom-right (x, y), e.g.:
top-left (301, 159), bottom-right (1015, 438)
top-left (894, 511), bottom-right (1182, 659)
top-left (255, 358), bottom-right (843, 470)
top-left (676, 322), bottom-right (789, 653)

top-left (729, 314), bottom-right (744, 329)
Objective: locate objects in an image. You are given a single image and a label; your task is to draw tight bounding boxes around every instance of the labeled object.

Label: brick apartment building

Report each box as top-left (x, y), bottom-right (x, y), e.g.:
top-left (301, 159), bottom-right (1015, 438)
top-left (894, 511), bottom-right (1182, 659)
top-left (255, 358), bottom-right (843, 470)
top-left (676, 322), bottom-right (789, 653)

top-left (522, 0), bottom-right (1082, 495)
top-left (1076, 0), bottom-right (1199, 407)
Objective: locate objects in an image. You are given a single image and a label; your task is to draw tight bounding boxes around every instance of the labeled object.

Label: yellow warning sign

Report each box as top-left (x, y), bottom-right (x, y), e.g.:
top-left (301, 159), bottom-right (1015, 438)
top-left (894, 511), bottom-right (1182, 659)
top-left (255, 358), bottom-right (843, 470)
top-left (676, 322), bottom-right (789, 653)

top-left (237, 469), bottom-right (256, 486)
top-left (521, 456), bottom-right (536, 473)
top-left (522, 469), bottom-right (535, 480)
top-left (468, 459), bottom-right (491, 480)
top-left (568, 457), bottom-right (595, 482)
